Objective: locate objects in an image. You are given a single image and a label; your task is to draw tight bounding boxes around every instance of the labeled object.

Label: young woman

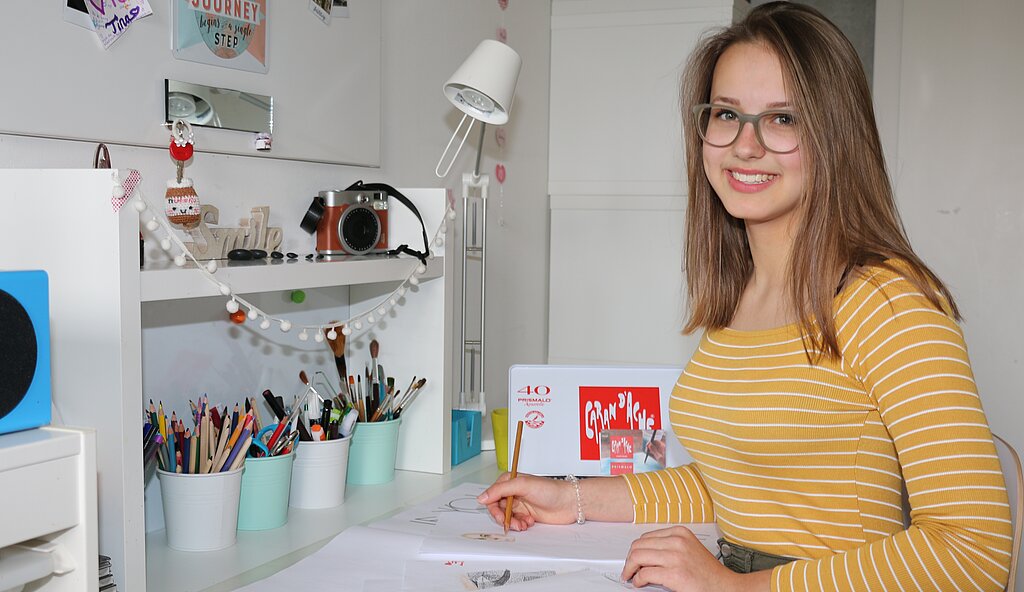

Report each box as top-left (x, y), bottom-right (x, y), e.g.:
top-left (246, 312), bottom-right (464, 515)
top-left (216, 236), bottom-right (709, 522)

top-left (477, 3), bottom-right (1012, 591)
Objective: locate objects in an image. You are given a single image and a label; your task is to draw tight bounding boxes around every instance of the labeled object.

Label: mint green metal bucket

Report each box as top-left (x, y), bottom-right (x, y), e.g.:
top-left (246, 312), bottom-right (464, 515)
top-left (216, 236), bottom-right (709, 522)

top-left (346, 418), bottom-right (401, 485)
top-left (236, 452), bottom-right (294, 530)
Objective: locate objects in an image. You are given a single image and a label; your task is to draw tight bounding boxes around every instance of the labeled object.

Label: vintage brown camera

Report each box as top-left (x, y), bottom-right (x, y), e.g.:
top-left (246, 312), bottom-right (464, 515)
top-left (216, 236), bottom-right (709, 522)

top-left (300, 189), bottom-right (389, 256)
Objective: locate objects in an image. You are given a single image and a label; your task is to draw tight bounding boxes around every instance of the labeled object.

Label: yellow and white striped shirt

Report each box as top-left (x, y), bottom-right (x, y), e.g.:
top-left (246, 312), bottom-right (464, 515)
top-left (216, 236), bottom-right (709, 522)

top-left (622, 264), bottom-right (1012, 591)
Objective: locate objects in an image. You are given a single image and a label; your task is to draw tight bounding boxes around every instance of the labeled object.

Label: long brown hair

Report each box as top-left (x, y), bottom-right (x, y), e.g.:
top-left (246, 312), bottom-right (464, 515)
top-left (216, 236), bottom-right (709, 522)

top-left (682, 1), bottom-right (958, 359)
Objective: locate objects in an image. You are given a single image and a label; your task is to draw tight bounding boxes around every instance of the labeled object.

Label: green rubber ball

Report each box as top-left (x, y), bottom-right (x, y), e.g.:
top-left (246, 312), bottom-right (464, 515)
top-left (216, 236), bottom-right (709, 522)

top-left (290, 290), bottom-right (306, 304)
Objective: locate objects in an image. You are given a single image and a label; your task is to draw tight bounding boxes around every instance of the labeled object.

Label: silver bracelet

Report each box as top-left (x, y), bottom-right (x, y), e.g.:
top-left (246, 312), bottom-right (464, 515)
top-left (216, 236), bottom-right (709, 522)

top-left (566, 474), bottom-right (586, 525)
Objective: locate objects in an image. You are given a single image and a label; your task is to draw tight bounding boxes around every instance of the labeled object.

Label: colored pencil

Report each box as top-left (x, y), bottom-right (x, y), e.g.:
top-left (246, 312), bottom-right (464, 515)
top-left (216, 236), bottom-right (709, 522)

top-left (503, 420), bottom-right (525, 534)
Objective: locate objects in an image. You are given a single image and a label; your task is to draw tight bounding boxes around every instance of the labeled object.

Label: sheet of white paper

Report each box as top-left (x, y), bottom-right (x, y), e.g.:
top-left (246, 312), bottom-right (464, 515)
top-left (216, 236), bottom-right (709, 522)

top-left (419, 512), bottom-right (720, 562)
top-left (363, 578), bottom-right (403, 592)
top-left (233, 525), bottom-right (424, 592)
top-left (492, 568), bottom-right (671, 592)
top-left (402, 558), bottom-right (623, 591)
top-left (371, 482), bottom-right (491, 537)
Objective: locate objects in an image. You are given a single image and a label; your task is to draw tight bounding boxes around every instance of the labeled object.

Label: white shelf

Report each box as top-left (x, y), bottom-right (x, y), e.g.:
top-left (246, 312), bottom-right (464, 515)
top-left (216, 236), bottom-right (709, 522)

top-left (0, 170), bottom-right (455, 592)
top-left (141, 256), bottom-right (443, 302)
top-left (146, 452), bottom-right (500, 592)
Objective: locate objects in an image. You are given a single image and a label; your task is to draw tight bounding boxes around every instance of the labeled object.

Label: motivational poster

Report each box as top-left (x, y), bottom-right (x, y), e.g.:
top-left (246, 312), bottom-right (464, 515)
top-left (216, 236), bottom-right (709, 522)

top-left (172, 0), bottom-right (268, 73)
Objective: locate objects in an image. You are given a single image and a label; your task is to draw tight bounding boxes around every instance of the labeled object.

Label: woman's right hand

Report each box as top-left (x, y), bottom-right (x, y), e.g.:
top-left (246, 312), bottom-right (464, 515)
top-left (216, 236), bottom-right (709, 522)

top-left (476, 473), bottom-right (576, 531)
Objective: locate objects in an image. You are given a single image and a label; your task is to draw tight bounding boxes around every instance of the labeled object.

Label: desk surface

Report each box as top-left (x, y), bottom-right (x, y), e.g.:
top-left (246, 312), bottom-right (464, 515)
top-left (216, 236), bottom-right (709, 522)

top-left (145, 451), bottom-right (502, 592)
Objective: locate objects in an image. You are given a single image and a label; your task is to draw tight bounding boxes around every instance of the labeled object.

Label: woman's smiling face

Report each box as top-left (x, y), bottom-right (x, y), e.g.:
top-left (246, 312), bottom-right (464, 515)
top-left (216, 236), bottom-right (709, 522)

top-left (702, 42), bottom-right (805, 234)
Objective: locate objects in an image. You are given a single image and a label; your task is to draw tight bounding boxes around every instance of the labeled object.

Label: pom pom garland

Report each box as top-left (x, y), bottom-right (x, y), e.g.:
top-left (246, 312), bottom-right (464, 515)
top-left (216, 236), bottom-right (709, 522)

top-left (131, 178), bottom-right (452, 344)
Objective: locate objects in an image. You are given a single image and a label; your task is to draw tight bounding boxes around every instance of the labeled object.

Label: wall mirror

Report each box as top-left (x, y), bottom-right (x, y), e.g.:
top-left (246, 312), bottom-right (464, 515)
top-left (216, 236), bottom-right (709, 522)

top-left (165, 80), bottom-right (272, 134)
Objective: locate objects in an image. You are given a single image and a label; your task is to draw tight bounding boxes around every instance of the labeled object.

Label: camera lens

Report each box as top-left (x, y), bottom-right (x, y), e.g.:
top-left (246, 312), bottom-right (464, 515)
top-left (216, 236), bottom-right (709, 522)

top-left (340, 207), bottom-right (381, 254)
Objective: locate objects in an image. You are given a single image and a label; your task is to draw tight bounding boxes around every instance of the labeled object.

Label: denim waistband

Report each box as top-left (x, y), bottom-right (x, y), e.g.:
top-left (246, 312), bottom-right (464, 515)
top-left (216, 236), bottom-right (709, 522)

top-left (718, 538), bottom-right (797, 574)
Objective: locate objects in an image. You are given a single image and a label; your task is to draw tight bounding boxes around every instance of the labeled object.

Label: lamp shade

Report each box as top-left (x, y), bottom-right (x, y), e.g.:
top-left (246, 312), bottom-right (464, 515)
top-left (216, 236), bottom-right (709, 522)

top-left (443, 40), bottom-right (522, 126)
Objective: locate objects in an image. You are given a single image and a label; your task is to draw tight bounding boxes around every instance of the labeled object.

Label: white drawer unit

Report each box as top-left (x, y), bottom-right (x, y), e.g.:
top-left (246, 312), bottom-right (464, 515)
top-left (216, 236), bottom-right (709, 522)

top-left (0, 427), bottom-right (97, 592)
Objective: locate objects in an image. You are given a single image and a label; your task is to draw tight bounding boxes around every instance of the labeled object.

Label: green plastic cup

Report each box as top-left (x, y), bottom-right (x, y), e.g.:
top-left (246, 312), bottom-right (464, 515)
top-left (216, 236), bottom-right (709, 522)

top-left (492, 408), bottom-right (509, 471)
top-left (347, 418), bottom-right (401, 485)
top-left (236, 452), bottom-right (294, 531)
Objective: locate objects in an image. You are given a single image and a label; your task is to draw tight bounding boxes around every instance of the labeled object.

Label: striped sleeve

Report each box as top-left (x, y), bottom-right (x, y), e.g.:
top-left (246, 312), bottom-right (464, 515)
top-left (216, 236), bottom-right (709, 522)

top-left (772, 271), bottom-right (1012, 592)
top-left (620, 463), bottom-right (716, 524)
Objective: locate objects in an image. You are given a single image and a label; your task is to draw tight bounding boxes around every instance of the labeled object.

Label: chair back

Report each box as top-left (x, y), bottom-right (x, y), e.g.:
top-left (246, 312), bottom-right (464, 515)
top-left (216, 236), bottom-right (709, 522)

top-left (994, 434), bottom-right (1023, 592)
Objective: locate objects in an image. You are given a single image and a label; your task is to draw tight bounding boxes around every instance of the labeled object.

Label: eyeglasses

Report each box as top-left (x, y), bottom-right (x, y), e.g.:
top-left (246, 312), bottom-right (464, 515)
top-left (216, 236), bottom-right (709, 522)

top-left (692, 103), bottom-right (800, 154)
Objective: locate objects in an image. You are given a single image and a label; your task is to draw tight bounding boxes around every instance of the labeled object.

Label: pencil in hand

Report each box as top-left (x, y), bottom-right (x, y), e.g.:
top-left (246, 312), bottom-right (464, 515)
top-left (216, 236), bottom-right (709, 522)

top-left (643, 428), bottom-right (658, 464)
top-left (503, 420), bottom-right (525, 535)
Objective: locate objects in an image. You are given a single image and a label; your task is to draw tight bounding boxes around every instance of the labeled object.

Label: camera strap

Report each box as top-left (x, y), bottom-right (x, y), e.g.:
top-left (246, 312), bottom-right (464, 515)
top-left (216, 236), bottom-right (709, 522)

top-left (344, 180), bottom-right (431, 265)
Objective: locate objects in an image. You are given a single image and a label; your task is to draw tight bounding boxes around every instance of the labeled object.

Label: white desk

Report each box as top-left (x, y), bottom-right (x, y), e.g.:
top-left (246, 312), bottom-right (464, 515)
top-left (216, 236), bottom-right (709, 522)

top-left (146, 451), bottom-right (502, 592)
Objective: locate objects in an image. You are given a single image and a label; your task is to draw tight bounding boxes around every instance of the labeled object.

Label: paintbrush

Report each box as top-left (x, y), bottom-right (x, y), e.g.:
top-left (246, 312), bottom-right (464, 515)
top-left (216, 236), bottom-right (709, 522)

top-left (324, 321), bottom-right (350, 404)
top-left (395, 378), bottom-right (427, 417)
top-left (369, 340), bottom-right (381, 409)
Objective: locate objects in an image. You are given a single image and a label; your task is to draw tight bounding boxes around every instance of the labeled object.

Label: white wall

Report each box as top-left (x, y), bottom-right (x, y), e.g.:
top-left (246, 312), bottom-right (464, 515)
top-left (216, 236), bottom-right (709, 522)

top-left (547, 0), bottom-right (732, 366)
top-left (875, 1), bottom-right (1023, 586)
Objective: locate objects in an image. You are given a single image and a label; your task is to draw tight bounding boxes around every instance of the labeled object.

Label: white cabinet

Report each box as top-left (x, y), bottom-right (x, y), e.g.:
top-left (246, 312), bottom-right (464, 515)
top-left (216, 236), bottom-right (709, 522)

top-left (0, 170), bottom-right (454, 592)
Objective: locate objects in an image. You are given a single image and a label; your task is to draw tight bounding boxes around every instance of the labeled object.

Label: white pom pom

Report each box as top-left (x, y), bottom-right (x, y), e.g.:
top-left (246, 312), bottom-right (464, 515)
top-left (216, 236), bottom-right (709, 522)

top-left (160, 238), bottom-right (172, 251)
top-left (314, 332), bottom-right (324, 343)
top-left (447, 209), bottom-right (457, 220)
top-left (206, 260), bottom-right (218, 273)
top-left (280, 320), bottom-right (292, 332)
top-left (377, 306), bottom-right (387, 316)
top-left (341, 325), bottom-right (352, 336)
top-left (409, 276), bottom-right (420, 286)
top-left (367, 315), bottom-right (375, 324)
top-left (440, 222), bottom-right (447, 233)
top-left (398, 286), bottom-right (407, 297)
top-left (260, 318), bottom-right (271, 330)
top-left (226, 300), bottom-right (239, 313)
top-left (146, 220), bottom-right (159, 231)
top-left (247, 308), bottom-right (258, 321)
top-left (112, 185), bottom-right (126, 199)
top-left (416, 264), bottom-right (427, 275)
top-left (133, 200), bottom-right (147, 212)
top-left (435, 236), bottom-right (444, 247)
top-left (327, 329), bottom-right (337, 340)
top-left (389, 297), bottom-right (397, 306)
top-left (174, 254), bottom-right (186, 267)
top-left (353, 321), bottom-right (363, 330)
top-left (218, 283), bottom-right (231, 296)
top-left (299, 330), bottom-right (309, 341)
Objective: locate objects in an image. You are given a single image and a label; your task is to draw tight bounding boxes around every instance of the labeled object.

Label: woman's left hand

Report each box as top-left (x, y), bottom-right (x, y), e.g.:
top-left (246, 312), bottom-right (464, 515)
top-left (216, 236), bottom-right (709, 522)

top-left (620, 526), bottom-right (754, 592)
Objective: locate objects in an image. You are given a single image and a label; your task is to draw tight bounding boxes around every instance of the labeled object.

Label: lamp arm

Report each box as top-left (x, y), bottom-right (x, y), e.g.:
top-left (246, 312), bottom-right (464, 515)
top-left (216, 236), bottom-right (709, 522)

top-left (472, 121), bottom-right (488, 179)
top-left (435, 114), bottom-right (477, 178)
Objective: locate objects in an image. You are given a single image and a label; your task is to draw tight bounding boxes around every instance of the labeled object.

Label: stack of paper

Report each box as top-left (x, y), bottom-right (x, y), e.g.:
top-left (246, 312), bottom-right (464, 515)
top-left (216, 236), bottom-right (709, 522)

top-left (235, 482), bottom-right (721, 592)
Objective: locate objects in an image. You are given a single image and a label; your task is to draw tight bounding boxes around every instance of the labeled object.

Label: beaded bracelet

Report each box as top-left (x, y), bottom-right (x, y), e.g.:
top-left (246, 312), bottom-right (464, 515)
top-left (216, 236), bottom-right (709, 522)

top-left (565, 474), bottom-right (586, 525)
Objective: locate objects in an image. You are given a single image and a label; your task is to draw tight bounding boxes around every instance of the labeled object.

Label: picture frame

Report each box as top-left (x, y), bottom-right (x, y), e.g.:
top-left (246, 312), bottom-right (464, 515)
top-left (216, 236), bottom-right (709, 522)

top-left (171, 0), bottom-right (269, 74)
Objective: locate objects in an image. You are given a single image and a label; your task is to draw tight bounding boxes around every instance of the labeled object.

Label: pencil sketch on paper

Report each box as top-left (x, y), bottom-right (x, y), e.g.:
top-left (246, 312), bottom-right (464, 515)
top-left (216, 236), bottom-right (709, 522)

top-left (461, 532), bottom-right (515, 543)
top-left (461, 569), bottom-right (557, 589)
top-left (408, 491), bottom-right (489, 527)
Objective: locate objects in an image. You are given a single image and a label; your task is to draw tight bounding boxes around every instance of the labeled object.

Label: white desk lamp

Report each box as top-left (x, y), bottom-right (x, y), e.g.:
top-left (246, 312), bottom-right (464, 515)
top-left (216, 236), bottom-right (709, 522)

top-left (435, 40), bottom-right (522, 449)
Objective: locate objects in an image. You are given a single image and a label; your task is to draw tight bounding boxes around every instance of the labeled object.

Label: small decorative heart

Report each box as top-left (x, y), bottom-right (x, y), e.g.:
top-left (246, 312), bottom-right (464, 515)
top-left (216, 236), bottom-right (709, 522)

top-left (494, 128), bottom-right (506, 149)
top-left (495, 163), bottom-right (506, 184)
top-left (498, 0), bottom-right (508, 10)
top-left (169, 140), bottom-right (193, 162)
top-left (497, 27), bottom-right (507, 43)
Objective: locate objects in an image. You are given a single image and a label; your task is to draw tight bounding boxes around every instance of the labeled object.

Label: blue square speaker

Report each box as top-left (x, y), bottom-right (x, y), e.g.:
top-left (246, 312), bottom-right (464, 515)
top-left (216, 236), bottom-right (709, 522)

top-left (0, 270), bottom-right (51, 434)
